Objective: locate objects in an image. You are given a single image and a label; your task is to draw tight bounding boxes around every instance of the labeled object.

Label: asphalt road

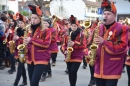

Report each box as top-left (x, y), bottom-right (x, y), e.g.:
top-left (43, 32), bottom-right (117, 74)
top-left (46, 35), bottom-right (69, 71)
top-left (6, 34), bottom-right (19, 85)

top-left (0, 49), bottom-right (128, 86)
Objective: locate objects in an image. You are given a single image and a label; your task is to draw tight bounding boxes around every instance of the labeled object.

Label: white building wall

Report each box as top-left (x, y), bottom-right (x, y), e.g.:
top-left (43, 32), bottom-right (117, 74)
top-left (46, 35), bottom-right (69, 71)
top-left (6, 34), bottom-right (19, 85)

top-left (0, 0), bottom-right (18, 13)
top-left (114, 0), bottom-right (130, 14)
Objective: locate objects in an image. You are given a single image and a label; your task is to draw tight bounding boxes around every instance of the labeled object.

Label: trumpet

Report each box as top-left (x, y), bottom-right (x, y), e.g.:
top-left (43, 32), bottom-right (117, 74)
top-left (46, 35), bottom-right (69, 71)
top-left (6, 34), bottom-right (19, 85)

top-left (65, 31), bottom-right (73, 62)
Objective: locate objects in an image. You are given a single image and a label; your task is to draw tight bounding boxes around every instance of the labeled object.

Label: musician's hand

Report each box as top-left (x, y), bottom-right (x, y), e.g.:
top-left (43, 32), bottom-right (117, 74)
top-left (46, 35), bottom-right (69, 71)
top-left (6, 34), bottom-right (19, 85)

top-left (8, 29), bottom-right (12, 33)
top-left (69, 41), bottom-right (74, 47)
top-left (24, 37), bottom-right (31, 44)
top-left (13, 36), bottom-right (19, 41)
top-left (88, 51), bottom-right (91, 57)
top-left (5, 33), bottom-right (8, 37)
top-left (64, 51), bottom-right (67, 54)
top-left (94, 36), bottom-right (104, 44)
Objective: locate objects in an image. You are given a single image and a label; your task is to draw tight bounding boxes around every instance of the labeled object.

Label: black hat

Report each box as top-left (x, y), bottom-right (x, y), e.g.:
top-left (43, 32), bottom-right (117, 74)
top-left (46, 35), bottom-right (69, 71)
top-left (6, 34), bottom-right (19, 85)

top-left (69, 15), bottom-right (76, 25)
top-left (101, 0), bottom-right (117, 14)
top-left (44, 19), bottom-right (52, 27)
top-left (19, 14), bottom-right (26, 23)
top-left (28, 4), bottom-right (42, 16)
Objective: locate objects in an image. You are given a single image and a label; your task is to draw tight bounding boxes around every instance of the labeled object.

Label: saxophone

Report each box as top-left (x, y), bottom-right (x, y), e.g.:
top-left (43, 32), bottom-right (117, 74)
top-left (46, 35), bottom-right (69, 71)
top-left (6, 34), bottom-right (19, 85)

top-left (9, 27), bottom-right (18, 54)
top-left (17, 26), bottom-right (29, 63)
top-left (89, 25), bottom-right (99, 66)
top-left (65, 31), bottom-right (73, 62)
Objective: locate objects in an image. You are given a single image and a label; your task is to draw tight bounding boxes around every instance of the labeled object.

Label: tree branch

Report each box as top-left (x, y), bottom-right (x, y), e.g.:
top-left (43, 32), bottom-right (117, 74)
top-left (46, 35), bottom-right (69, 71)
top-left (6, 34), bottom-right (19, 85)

top-left (33, 0), bottom-right (40, 6)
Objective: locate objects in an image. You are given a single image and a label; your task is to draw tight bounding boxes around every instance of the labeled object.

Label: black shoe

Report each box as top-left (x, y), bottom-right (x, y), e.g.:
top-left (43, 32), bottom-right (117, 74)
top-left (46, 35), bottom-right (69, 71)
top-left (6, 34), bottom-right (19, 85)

top-left (65, 69), bottom-right (68, 74)
top-left (82, 65), bottom-right (87, 69)
top-left (46, 73), bottom-right (52, 78)
top-left (0, 66), bottom-right (5, 70)
top-left (88, 80), bottom-right (95, 86)
top-left (19, 82), bottom-right (27, 86)
top-left (40, 76), bottom-right (46, 82)
top-left (8, 69), bottom-right (16, 74)
top-left (52, 62), bottom-right (56, 66)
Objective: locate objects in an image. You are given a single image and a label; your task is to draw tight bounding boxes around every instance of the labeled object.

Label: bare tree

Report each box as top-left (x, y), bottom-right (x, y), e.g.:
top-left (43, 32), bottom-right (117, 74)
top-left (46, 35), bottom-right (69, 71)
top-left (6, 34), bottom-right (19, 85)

top-left (51, 0), bottom-right (68, 18)
top-left (33, 0), bottom-right (53, 16)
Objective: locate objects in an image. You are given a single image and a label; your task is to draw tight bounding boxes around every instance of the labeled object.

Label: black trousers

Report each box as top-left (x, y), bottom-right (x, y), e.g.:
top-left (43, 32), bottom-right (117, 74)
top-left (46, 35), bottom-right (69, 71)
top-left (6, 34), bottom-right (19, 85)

top-left (123, 56), bottom-right (126, 70)
top-left (42, 62), bottom-right (51, 76)
top-left (42, 53), bottom-right (57, 76)
top-left (67, 62), bottom-right (81, 86)
top-left (0, 45), bottom-right (6, 67)
top-left (14, 60), bottom-right (27, 85)
top-left (27, 63), bottom-right (46, 86)
top-left (8, 54), bottom-right (15, 70)
top-left (51, 53), bottom-right (57, 63)
top-left (126, 65), bottom-right (130, 86)
top-left (83, 56), bottom-right (87, 66)
top-left (89, 65), bottom-right (95, 81)
top-left (95, 78), bottom-right (118, 86)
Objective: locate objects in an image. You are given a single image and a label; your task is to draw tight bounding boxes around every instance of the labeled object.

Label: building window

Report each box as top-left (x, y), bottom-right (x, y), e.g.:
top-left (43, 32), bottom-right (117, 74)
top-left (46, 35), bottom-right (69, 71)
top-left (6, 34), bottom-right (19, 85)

top-left (2, 5), bottom-right (6, 11)
top-left (91, 7), bottom-right (97, 13)
top-left (87, 6), bottom-right (91, 13)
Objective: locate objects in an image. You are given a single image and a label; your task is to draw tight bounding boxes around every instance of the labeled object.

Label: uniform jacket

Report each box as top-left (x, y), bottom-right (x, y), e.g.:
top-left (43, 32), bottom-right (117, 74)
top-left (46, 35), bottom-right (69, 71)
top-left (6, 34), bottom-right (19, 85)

top-left (27, 27), bottom-right (51, 65)
top-left (94, 22), bottom-right (128, 79)
top-left (62, 30), bottom-right (86, 62)
top-left (48, 27), bottom-right (58, 53)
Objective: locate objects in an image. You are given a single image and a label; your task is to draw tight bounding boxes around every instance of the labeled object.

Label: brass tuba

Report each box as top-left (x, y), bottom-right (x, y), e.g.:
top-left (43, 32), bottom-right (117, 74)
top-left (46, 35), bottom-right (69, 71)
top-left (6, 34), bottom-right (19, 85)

top-left (17, 26), bottom-right (29, 63)
top-left (65, 31), bottom-right (73, 62)
top-left (89, 23), bottom-right (100, 66)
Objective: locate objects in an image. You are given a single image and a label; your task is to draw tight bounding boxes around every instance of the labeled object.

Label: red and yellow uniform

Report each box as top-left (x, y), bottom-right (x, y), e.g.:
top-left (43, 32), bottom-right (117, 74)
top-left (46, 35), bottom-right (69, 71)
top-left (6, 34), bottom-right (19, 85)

top-left (27, 27), bottom-right (51, 65)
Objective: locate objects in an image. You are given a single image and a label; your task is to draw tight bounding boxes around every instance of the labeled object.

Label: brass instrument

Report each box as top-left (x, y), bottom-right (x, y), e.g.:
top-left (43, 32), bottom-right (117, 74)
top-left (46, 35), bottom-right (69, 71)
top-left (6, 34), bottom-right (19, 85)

top-left (89, 24), bottom-right (100, 66)
top-left (123, 17), bottom-right (130, 25)
top-left (52, 16), bottom-right (59, 26)
top-left (65, 31), bottom-right (73, 62)
top-left (17, 26), bottom-right (28, 63)
top-left (83, 20), bottom-right (92, 38)
top-left (9, 40), bottom-right (15, 54)
top-left (83, 20), bottom-right (92, 29)
top-left (9, 27), bottom-right (18, 54)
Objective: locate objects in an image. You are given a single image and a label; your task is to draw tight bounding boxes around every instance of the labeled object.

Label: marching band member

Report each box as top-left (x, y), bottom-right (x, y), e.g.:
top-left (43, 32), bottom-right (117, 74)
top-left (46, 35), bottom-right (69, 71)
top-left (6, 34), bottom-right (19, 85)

top-left (93, 1), bottom-right (128, 86)
top-left (40, 19), bottom-right (58, 81)
top-left (24, 4), bottom-right (51, 86)
top-left (86, 20), bottom-right (98, 86)
top-left (12, 14), bottom-right (27, 86)
top-left (62, 15), bottom-right (86, 86)
top-left (7, 13), bottom-right (17, 74)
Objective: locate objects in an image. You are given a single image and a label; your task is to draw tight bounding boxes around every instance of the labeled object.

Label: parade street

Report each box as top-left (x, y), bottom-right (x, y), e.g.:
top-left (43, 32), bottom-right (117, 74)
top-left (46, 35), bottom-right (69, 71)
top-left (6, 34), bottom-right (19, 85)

top-left (0, 49), bottom-right (128, 86)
